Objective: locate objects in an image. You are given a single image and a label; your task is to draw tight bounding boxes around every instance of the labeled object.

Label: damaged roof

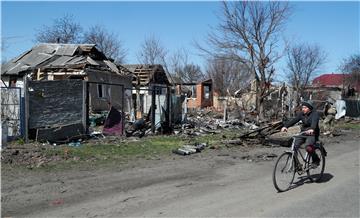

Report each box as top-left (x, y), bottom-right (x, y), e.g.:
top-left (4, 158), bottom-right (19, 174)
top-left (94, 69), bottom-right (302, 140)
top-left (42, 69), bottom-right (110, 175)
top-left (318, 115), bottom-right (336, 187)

top-left (1, 43), bottom-right (121, 76)
top-left (122, 64), bottom-right (170, 86)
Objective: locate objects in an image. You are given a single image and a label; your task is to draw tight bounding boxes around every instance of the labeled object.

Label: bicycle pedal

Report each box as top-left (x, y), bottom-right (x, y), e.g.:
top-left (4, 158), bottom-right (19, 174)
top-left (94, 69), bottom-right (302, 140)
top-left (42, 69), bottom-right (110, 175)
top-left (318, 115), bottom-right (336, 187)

top-left (296, 167), bottom-right (304, 174)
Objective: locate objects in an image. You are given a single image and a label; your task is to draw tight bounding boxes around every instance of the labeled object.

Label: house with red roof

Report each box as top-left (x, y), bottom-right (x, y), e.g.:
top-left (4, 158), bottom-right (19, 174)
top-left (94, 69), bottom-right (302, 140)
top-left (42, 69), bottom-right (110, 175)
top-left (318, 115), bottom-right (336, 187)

top-left (312, 73), bottom-right (360, 92)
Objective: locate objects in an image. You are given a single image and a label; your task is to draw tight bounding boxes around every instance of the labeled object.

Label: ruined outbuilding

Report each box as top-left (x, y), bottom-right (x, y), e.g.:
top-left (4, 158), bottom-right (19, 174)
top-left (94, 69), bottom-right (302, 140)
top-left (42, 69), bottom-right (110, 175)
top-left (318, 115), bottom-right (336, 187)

top-left (174, 79), bottom-right (213, 110)
top-left (1, 43), bottom-right (132, 112)
top-left (122, 64), bottom-right (171, 120)
top-left (1, 43), bottom-right (133, 142)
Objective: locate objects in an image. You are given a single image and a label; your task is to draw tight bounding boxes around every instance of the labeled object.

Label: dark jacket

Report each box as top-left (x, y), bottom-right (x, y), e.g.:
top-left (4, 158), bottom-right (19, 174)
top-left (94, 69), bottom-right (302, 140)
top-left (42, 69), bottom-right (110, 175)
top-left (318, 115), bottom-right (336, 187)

top-left (284, 110), bottom-right (320, 138)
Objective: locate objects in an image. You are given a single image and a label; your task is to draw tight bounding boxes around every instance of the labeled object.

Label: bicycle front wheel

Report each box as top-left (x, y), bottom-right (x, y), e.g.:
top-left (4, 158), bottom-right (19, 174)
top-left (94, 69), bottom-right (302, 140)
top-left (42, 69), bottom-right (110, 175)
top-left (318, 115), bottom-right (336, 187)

top-left (273, 152), bottom-right (296, 192)
top-left (306, 147), bottom-right (325, 182)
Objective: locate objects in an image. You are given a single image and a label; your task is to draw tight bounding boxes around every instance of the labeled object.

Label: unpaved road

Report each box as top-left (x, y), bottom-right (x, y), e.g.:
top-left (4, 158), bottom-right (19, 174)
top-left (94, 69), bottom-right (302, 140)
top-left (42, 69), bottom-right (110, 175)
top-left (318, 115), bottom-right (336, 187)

top-left (2, 130), bottom-right (359, 217)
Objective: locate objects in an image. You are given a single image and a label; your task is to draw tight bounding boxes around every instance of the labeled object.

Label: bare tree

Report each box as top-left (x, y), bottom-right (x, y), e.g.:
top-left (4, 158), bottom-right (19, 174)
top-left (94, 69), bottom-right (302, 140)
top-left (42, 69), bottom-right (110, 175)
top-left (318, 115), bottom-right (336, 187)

top-left (169, 48), bottom-right (204, 83)
top-left (339, 54), bottom-right (360, 96)
top-left (206, 57), bottom-right (251, 96)
top-left (340, 54), bottom-right (360, 74)
top-left (287, 43), bottom-right (326, 105)
top-left (168, 48), bottom-right (188, 75)
top-left (197, 1), bottom-right (290, 118)
top-left (35, 14), bottom-right (82, 43)
top-left (83, 25), bottom-right (127, 64)
top-left (137, 35), bottom-right (168, 65)
top-left (177, 64), bottom-right (204, 83)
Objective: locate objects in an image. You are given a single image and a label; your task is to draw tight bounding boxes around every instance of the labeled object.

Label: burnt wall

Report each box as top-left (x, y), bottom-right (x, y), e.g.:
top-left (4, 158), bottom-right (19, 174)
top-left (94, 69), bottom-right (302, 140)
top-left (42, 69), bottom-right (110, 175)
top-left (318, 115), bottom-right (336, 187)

top-left (28, 80), bottom-right (84, 129)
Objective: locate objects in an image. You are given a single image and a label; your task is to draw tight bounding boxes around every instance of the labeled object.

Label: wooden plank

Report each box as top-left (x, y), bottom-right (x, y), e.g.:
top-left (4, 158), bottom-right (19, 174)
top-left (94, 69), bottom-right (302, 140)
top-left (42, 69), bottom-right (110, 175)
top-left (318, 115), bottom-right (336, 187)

top-left (239, 121), bottom-right (283, 139)
top-left (82, 81), bottom-right (89, 135)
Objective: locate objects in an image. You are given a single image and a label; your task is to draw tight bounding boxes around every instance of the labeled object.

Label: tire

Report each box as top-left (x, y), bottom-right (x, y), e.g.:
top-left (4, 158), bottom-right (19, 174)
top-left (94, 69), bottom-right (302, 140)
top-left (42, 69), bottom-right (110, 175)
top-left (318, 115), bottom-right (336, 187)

top-left (306, 147), bottom-right (325, 182)
top-left (273, 152), bottom-right (296, 192)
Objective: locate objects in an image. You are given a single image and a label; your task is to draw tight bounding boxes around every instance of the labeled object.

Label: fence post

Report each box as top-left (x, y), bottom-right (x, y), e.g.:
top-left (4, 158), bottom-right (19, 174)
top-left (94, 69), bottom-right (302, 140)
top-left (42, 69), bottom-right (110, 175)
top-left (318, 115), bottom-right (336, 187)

top-left (24, 76), bottom-right (29, 143)
top-left (121, 85), bottom-right (125, 136)
top-left (151, 85), bottom-right (156, 133)
top-left (167, 86), bottom-right (171, 128)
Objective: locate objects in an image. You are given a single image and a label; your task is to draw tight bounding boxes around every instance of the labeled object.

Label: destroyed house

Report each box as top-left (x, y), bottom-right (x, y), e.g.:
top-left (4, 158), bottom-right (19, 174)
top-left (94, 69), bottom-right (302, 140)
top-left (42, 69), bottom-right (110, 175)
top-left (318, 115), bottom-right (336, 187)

top-left (122, 64), bottom-right (171, 116)
top-left (1, 43), bottom-right (132, 112)
top-left (174, 79), bottom-right (213, 109)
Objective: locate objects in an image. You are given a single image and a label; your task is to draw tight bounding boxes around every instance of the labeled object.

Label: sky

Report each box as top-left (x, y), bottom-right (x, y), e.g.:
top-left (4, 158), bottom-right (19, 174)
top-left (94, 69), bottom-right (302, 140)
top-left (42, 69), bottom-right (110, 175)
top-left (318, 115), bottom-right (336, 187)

top-left (1, 1), bottom-right (359, 81)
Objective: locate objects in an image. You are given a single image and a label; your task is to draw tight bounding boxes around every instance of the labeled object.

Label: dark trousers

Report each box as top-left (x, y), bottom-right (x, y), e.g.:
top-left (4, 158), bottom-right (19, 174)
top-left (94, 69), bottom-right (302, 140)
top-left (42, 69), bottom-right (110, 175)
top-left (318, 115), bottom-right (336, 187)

top-left (294, 135), bottom-right (320, 162)
top-left (294, 135), bottom-right (316, 149)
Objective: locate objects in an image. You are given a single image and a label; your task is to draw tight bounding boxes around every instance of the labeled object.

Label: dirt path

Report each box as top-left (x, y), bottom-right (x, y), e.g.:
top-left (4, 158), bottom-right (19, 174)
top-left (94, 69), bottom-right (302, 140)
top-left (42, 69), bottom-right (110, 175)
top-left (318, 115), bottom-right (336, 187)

top-left (1, 129), bottom-right (359, 217)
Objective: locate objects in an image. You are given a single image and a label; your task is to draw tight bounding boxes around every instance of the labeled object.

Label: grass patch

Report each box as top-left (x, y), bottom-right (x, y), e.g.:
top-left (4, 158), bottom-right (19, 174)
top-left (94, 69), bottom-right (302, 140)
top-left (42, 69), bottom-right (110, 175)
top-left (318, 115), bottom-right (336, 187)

top-left (4, 130), bottom-right (242, 171)
top-left (336, 122), bottom-right (360, 130)
top-left (40, 135), bottom-right (195, 167)
top-left (42, 130), bottom-right (241, 163)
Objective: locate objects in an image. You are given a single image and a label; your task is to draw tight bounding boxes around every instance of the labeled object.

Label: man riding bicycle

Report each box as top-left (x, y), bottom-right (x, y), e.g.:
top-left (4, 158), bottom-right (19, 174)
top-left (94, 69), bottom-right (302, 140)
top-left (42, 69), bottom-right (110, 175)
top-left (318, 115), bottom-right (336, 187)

top-left (281, 101), bottom-right (321, 166)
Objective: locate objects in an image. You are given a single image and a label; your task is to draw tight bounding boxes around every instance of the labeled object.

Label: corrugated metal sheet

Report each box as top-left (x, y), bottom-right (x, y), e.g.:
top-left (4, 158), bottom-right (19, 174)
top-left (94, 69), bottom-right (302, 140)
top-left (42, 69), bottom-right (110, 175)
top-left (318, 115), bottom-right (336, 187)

top-left (21, 52), bottom-right (52, 66)
top-left (104, 60), bottom-right (119, 73)
top-left (32, 44), bottom-right (57, 55)
top-left (1, 62), bottom-right (31, 76)
top-left (69, 56), bottom-right (87, 64)
top-left (55, 44), bottom-right (78, 56)
top-left (1, 53), bottom-right (51, 76)
top-left (1, 43), bottom-right (118, 76)
top-left (47, 56), bottom-right (76, 66)
top-left (86, 57), bottom-right (99, 66)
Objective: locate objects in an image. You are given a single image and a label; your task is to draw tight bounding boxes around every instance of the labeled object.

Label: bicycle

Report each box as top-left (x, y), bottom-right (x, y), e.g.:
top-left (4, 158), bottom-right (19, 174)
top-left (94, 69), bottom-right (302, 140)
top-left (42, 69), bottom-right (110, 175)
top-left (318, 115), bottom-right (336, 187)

top-left (272, 132), bottom-right (326, 192)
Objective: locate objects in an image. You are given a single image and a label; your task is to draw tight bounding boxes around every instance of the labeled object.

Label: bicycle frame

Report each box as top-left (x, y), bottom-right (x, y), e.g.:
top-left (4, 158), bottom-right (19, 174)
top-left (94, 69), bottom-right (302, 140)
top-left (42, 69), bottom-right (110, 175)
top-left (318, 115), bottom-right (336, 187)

top-left (288, 132), bottom-right (312, 175)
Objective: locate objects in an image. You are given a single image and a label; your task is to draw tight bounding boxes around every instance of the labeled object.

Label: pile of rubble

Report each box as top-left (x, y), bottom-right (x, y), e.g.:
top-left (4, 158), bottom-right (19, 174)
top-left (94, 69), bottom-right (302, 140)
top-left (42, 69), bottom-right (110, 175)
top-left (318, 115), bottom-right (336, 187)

top-left (172, 110), bottom-right (262, 137)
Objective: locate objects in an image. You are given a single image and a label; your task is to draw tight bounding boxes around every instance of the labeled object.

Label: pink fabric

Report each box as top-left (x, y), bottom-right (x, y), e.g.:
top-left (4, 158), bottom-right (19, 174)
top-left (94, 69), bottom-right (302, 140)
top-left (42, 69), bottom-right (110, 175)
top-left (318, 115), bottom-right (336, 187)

top-left (103, 122), bottom-right (123, 136)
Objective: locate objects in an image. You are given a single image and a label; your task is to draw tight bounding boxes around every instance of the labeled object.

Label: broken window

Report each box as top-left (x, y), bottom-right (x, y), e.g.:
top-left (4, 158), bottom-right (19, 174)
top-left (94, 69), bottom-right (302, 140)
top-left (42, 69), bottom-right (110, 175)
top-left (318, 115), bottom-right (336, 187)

top-left (204, 85), bottom-right (211, 99)
top-left (97, 84), bottom-right (110, 98)
top-left (192, 85), bottom-right (197, 98)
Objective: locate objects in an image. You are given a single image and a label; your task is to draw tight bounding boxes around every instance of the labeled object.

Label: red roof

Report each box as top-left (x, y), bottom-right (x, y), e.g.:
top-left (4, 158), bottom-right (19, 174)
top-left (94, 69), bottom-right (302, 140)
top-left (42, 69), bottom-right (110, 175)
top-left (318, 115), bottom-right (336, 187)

top-left (312, 73), bottom-right (349, 87)
top-left (312, 73), bottom-right (360, 91)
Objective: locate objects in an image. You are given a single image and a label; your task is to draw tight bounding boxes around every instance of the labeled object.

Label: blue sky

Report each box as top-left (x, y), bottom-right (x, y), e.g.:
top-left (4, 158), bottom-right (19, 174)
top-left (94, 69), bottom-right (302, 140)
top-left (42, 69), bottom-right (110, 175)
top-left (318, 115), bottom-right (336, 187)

top-left (1, 1), bottom-right (359, 81)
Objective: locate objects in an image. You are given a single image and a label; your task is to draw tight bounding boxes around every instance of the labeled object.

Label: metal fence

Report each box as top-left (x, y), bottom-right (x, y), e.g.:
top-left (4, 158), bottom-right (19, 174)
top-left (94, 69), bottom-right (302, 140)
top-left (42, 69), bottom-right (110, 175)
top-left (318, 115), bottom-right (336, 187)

top-left (1, 87), bottom-right (24, 140)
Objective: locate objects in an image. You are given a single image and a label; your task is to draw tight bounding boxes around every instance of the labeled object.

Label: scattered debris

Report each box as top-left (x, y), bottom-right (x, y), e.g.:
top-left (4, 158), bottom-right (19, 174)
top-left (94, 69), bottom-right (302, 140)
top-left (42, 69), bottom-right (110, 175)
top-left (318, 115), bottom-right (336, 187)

top-left (89, 131), bottom-right (105, 139)
top-left (239, 121), bottom-right (282, 139)
top-left (125, 118), bottom-right (150, 137)
top-left (172, 143), bottom-right (207, 156)
top-left (68, 141), bottom-right (81, 147)
top-left (241, 153), bottom-right (278, 162)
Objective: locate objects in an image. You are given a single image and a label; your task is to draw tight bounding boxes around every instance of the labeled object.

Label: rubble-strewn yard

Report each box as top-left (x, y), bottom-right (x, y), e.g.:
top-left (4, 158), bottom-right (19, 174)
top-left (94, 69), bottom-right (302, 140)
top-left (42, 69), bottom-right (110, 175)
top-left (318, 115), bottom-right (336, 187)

top-left (2, 117), bottom-right (359, 169)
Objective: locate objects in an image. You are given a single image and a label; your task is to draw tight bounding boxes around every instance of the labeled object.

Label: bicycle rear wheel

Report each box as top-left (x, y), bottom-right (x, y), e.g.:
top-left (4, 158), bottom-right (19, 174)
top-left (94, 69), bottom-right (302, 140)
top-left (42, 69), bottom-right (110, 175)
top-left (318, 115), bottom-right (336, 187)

top-left (306, 147), bottom-right (325, 182)
top-left (273, 152), bottom-right (296, 192)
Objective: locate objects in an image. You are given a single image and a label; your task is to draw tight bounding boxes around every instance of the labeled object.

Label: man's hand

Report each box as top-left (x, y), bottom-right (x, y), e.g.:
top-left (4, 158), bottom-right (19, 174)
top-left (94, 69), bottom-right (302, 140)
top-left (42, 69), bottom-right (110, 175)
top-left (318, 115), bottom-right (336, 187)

top-left (281, 127), bottom-right (288, 132)
top-left (305, 129), bottom-right (314, 135)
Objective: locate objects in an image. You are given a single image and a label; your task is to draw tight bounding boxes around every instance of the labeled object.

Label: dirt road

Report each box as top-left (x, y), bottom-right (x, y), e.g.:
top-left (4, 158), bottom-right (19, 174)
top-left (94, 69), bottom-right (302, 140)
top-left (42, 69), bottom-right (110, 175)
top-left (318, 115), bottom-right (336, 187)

top-left (2, 129), bottom-right (359, 217)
